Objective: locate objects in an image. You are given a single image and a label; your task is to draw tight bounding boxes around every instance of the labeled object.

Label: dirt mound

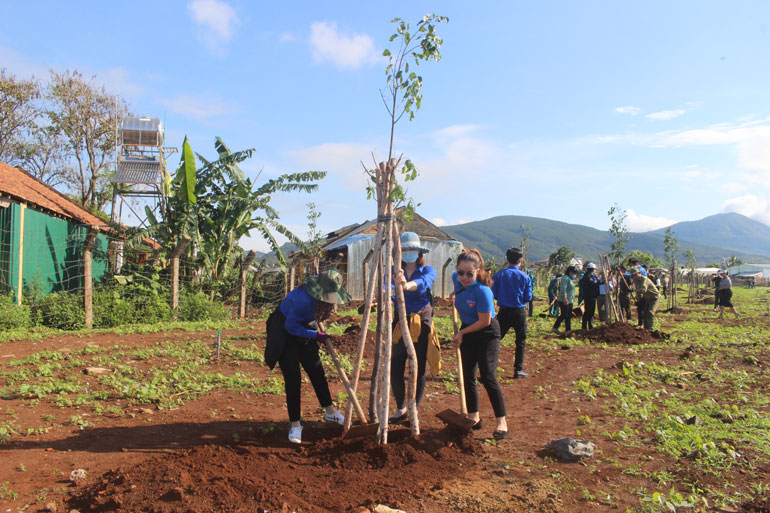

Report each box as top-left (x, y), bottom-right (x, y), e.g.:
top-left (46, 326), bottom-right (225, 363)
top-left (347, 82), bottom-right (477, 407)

top-left (695, 297), bottom-right (714, 305)
top-left (661, 307), bottom-right (686, 314)
top-left (331, 326), bottom-right (376, 358)
top-left (68, 428), bottom-right (481, 513)
top-left (562, 322), bottom-right (669, 345)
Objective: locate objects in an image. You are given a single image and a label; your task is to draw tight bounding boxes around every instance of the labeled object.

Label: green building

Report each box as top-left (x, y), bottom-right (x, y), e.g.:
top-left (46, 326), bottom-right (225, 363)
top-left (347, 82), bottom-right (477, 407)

top-left (0, 162), bottom-right (110, 303)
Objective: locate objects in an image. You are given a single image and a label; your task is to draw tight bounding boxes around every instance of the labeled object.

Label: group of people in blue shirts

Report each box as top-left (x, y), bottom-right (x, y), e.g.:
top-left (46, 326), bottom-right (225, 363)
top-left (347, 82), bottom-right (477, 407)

top-left (265, 233), bottom-right (534, 443)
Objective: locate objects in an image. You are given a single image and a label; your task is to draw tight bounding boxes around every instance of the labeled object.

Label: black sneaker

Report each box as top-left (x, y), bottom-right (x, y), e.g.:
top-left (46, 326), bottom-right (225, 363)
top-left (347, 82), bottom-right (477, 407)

top-left (514, 371), bottom-right (529, 379)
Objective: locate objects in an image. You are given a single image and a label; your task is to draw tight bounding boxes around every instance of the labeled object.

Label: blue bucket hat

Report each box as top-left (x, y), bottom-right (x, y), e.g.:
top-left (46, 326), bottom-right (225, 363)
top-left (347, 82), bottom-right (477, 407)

top-left (400, 232), bottom-right (430, 253)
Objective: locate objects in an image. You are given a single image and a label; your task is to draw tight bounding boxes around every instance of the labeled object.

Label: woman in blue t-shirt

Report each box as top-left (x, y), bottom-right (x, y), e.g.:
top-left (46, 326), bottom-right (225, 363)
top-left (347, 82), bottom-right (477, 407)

top-left (452, 249), bottom-right (508, 439)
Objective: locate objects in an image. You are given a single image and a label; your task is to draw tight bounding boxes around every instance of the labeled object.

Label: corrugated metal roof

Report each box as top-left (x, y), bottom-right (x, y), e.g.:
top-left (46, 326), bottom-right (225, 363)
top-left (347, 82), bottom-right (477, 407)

top-left (324, 233), bottom-right (375, 251)
top-left (0, 161), bottom-right (107, 229)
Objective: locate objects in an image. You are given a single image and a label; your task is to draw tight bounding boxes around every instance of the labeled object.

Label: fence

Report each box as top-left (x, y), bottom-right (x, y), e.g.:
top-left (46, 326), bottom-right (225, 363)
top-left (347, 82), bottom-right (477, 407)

top-left (0, 215), bottom-right (288, 329)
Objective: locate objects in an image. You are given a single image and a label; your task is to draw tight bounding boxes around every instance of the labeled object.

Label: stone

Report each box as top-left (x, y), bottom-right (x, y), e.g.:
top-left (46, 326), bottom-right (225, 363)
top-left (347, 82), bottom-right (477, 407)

top-left (69, 468), bottom-right (88, 482)
top-left (44, 502), bottom-right (57, 512)
top-left (83, 367), bottom-right (110, 375)
top-left (545, 438), bottom-right (596, 461)
top-left (373, 506), bottom-right (406, 513)
top-left (351, 508), bottom-right (371, 513)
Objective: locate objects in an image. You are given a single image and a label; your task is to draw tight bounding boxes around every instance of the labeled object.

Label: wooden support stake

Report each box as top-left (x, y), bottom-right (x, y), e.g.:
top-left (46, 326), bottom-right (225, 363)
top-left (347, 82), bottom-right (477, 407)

top-left (239, 250), bottom-right (257, 319)
top-left (83, 230), bottom-right (98, 330)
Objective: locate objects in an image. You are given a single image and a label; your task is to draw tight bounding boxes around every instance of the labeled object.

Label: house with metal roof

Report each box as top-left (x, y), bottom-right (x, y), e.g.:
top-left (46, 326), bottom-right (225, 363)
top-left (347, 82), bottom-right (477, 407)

top-left (0, 162), bottom-right (110, 303)
top-left (289, 209), bottom-right (463, 300)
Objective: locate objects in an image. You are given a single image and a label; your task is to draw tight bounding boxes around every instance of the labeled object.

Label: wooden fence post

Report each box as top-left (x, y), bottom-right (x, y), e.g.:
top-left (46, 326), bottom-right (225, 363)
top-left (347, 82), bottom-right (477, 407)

top-left (239, 250), bottom-right (257, 319)
top-left (170, 235), bottom-right (191, 318)
top-left (83, 230), bottom-right (98, 329)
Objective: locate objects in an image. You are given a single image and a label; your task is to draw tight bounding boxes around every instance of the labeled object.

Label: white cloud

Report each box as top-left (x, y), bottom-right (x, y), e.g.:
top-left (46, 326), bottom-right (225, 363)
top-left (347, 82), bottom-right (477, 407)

top-left (431, 217), bottom-right (448, 226)
top-left (615, 106), bottom-right (641, 116)
top-left (188, 0), bottom-right (238, 54)
top-left (100, 67), bottom-right (145, 97)
top-left (163, 94), bottom-right (236, 120)
top-left (279, 32), bottom-right (295, 43)
top-left (646, 109), bottom-right (686, 121)
top-left (287, 142), bottom-right (378, 189)
top-left (309, 22), bottom-right (379, 70)
top-left (626, 209), bottom-right (677, 232)
top-left (721, 195), bottom-right (770, 225)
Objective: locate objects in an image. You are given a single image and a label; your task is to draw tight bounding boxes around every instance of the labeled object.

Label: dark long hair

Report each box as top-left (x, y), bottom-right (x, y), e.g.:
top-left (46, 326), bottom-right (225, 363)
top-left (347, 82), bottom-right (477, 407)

top-left (457, 248), bottom-right (493, 287)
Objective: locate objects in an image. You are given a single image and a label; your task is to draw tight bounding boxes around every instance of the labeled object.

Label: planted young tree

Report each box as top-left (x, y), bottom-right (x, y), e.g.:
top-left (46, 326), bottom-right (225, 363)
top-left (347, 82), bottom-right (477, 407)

top-left (302, 202), bottom-right (324, 274)
top-left (520, 224), bottom-right (531, 265)
top-left (664, 227), bottom-right (680, 309)
top-left (685, 249), bottom-right (697, 303)
top-left (608, 203), bottom-right (630, 266)
top-left (345, 14), bottom-right (447, 445)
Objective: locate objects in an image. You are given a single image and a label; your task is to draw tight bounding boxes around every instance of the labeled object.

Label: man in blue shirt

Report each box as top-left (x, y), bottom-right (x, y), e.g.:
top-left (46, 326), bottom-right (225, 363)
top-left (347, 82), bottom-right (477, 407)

top-left (492, 247), bottom-right (532, 378)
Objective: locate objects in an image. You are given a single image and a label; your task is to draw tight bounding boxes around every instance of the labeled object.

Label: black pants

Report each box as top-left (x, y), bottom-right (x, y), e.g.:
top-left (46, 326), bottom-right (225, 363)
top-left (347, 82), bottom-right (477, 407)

top-left (497, 306), bottom-right (527, 372)
top-left (278, 334), bottom-right (333, 422)
top-left (636, 298), bottom-right (647, 326)
top-left (582, 298), bottom-right (596, 330)
top-left (718, 288), bottom-right (733, 308)
top-left (528, 300), bottom-right (533, 318)
top-left (460, 319), bottom-right (506, 418)
top-left (619, 293), bottom-right (632, 320)
top-left (391, 306), bottom-right (432, 410)
top-left (553, 302), bottom-right (573, 331)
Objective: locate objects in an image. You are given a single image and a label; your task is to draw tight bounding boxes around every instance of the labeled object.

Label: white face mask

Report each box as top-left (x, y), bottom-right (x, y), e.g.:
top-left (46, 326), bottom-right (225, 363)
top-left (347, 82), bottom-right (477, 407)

top-left (402, 251), bottom-right (419, 264)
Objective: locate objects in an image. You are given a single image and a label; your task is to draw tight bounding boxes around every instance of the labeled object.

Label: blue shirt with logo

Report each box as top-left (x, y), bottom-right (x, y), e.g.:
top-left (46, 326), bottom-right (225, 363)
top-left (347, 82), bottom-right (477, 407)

top-left (453, 272), bottom-right (495, 325)
top-left (279, 285), bottom-right (319, 339)
top-left (491, 265), bottom-right (532, 308)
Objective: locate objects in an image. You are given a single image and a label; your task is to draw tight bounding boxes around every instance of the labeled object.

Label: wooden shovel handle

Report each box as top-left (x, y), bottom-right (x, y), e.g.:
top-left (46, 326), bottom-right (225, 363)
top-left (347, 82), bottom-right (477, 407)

top-left (319, 323), bottom-right (368, 423)
top-left (452, 307), bottom-right (468, 415)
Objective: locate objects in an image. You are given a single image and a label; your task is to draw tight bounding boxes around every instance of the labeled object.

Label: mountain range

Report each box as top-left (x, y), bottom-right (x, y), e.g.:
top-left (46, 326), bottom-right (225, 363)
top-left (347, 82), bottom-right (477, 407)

top-left (442, 212), bottom-right (770, 265)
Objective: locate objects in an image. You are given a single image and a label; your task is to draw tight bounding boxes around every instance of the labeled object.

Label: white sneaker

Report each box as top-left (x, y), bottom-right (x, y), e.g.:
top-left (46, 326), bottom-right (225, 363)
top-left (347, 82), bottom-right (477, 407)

top-left (288, 425), bottom-right (302, 444)
top-left (323, 410), bottom-right (345, 425)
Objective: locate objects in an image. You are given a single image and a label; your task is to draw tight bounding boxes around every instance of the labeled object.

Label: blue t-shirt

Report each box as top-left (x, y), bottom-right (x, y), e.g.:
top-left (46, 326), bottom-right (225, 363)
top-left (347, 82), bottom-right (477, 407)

top-left (453, 272), bottom-right (495, 325)
top-left (392, 264), bottom-right (436, 313)
top-left (279, 285), bottom-right (319, 339)
top-left (491, 265), bottom-right (532, 308)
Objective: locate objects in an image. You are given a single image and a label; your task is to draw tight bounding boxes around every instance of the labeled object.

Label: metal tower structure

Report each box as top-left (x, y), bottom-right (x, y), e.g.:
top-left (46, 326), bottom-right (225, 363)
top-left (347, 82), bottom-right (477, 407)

top-left (110, 117), bottom-right (177, 228)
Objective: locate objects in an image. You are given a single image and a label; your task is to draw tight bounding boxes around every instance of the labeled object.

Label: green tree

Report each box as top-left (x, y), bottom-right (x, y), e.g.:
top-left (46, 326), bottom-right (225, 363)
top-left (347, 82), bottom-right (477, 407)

top-left (520, 224), bottom-right (531, 263)
top-left (366, 14), bottom-right (448, 217)
top-left (608, 203), bottom-right (630, 266)
top-left (302, 202), bottom-right (324, 274)
top-left (548, 246), bottom-right (576, 270)
top-left (727, 255), bottom-right (744, 267)
top-left (627, 249), bottom-right (663, 268)
top-left (0, 69), bottom-right (40, 163)
top-left (46, 69), bottom-right (128, 213)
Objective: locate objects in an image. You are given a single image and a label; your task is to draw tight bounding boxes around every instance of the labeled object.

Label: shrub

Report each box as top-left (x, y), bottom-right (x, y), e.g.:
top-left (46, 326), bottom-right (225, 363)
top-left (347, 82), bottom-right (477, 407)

top-left (0, 294), bottom-right (31, 330)
top-left (93, 289), bottom-right (134, 328)
top-left (33, 291), bottom-right (84, 330)
top-left (93, 285), bottom-right (172, 328)
top-left (178, 292), bottom-right (230, 322)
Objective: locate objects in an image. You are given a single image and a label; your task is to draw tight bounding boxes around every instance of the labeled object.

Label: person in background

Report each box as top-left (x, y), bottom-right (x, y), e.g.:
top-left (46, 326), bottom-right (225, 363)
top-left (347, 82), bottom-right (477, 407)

top-left (629, 259), bottom-right (647, 325)
top-left (597, 272), bottom-right (611, 323)
top-left (264, 270), bottom-right (350, 444)
top-left (630, 267), bottom-right (660, 330)
top-left (524, 266), bottom-right (535, 318)
top-left (628, 258), bottom-right (648, 277)
top-left (492, 247), bottom-right (532, 379)
top-left (716, 269), bottom-right (739, 319)
top-left (452, 249), bottom-right (508, 439)
top-left (389, 232), bottom-right (437, 424)
top-left (552, 265), bottom-right (577, 333)
top-left (579, 263), bottom-right (600, 330)
top-left (548, 273), bottom-right (562, 316)
top-left (712, 272), bottom-right (722, 312)
top-left (617, 265), bottom-right (633, 321)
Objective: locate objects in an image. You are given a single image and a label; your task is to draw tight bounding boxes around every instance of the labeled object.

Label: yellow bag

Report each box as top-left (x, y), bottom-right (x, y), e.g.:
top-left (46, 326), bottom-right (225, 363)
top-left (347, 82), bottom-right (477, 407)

top-left (393, 313), bottom-right (422, 345)
top-left (427, 323), bottom-right (442, 374)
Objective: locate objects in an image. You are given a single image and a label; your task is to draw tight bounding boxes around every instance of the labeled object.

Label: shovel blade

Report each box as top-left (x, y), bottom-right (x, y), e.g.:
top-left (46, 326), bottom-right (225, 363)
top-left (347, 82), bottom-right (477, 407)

top-left (343, 423), bottom-right (379, 439)
top-left (436, 409), bottom-right (476, 432)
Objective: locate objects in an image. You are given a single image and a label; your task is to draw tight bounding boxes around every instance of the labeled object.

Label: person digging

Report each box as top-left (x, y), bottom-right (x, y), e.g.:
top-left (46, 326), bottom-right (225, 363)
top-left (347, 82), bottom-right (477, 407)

top-left (629, 267), bottom-right (660, 331)
top-left (264, 269), bottom-right (351, 444)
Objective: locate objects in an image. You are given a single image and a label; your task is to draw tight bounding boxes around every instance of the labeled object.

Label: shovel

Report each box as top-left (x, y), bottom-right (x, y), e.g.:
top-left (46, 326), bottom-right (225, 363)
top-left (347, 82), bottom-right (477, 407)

top-left (436, 307), bottom-right (476, 432)
top-left (318, 322), bottom-right (378, 439)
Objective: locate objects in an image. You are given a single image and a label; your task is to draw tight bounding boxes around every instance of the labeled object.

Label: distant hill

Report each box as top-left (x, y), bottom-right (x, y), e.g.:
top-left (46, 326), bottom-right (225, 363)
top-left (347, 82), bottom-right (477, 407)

top-left (442, 213), bottom-right (770, 264)
top-left (648, 213), bottom-right (770, 257)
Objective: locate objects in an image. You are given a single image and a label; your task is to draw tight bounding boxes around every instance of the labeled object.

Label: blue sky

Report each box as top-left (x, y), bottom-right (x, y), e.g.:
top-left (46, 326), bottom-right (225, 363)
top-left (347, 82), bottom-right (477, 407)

top-left (1, 1), bottom-right (769, 251)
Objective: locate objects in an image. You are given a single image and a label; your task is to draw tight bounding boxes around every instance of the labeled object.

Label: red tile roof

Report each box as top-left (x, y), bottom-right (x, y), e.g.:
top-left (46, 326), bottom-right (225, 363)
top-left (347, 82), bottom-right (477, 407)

top-left (0, 161), bottom-right (108, 230)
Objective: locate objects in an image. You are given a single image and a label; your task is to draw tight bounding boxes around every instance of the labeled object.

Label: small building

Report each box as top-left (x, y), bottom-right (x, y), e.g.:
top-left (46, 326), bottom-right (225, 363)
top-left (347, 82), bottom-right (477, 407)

top-left (0, 162), bottom-right (110, 302)
top-left (727, 263), bottom-right (770, 286)
top-left (289, 210), bottom-right (463, 300)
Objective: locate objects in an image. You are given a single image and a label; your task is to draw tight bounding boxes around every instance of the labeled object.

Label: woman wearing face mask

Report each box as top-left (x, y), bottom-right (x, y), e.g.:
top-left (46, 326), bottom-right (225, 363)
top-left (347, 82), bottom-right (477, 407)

top-left (452, 248), bottom-right (508, 439)
top-left (264, 269), bottom-right (351, 444)
top-left (389, 232), bottom-right (437, 424)
top-left (552, 265), bottom-right (577, 334)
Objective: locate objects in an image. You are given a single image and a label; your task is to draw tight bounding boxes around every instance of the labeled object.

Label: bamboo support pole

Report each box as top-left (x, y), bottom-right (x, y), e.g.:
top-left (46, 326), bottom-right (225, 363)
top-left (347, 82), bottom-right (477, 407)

top-left (391, 221), bottom-right (420, 436)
